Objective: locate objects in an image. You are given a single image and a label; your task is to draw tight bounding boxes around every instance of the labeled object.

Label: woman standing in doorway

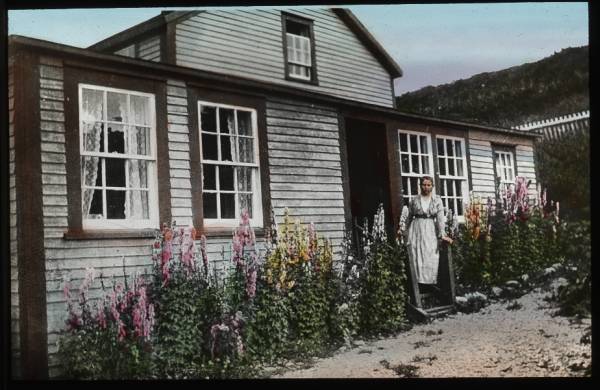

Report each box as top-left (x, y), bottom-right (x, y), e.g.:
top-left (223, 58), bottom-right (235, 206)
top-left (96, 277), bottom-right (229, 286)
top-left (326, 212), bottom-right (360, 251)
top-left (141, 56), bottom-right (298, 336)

top-left (405, 176), bottom-right (452, 288)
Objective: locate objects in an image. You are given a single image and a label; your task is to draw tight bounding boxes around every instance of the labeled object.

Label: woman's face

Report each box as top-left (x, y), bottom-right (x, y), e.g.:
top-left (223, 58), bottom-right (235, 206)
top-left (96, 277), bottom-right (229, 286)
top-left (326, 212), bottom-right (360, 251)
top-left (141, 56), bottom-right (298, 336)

top-left (420, 179), bottom-right (433, 195)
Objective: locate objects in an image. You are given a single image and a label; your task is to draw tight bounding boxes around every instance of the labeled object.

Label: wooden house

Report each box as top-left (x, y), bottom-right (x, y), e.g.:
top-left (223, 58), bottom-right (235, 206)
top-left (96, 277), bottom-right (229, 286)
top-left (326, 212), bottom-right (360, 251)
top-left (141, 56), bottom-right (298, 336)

top-left (8, 8), bottom-right (540, 378)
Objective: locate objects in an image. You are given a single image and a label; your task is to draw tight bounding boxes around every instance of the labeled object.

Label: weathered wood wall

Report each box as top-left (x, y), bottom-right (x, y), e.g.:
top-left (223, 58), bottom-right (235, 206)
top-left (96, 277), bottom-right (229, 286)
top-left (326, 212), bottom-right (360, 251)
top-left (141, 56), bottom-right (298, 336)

top-left (266, 97), bottom-right (346, 258)
top-left (175, 9), bottom-right (394, 107)
top-left (9, 54), bottom-right (21, 379)
top-left (468, 130), bottom-right (538, 201)
top-left (137, 35), bottom-right (162, 62)
top-left (114, 35), bottom-right (162, 62)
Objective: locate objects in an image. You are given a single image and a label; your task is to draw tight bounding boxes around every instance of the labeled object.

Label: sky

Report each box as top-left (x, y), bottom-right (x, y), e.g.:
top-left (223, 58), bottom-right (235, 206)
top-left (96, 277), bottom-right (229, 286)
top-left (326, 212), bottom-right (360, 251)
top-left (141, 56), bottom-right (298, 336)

top-left (7, 3), bottom-right (589, 96)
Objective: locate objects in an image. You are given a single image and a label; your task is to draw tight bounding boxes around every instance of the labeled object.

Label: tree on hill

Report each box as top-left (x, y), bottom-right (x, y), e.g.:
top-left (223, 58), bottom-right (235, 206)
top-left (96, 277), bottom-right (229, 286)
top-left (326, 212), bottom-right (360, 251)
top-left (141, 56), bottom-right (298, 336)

top-left (395, 46), bottom-right (589, 128)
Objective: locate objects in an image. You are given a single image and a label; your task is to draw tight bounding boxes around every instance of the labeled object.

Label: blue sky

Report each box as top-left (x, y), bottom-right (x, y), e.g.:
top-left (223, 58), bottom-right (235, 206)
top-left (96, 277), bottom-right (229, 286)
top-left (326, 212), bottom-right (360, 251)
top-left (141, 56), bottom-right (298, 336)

top-left (8, 3), bottom-right (589, 95)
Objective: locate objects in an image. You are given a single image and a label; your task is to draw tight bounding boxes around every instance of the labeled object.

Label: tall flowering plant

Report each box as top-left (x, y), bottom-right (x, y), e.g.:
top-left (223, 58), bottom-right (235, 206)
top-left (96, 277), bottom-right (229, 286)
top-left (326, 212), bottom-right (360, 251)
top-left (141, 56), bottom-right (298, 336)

top-left (150, 222), bottom-right (223, 378)
top-left (230, 209), bottom-right (258, 301)
top-left (356, 204), bottom-right (407, 336)
top-left (59, 265), bottom-right (155, 379)
top-left (264, 209), bottom-right (333, 293)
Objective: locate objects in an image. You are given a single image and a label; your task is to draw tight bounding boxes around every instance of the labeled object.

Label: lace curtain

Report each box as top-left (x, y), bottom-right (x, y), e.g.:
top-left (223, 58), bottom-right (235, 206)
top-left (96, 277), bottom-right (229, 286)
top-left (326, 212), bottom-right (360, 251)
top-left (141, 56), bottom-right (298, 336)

top-left (82, 122), bottom-right (102, 218)
top-left (125, 96), bottom-right (150, 219)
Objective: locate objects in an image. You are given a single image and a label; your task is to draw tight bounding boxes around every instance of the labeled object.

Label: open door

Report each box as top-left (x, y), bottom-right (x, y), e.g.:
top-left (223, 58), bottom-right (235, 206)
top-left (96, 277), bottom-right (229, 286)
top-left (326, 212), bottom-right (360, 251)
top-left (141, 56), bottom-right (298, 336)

top-left (345, 118), bottom-right (392, 237)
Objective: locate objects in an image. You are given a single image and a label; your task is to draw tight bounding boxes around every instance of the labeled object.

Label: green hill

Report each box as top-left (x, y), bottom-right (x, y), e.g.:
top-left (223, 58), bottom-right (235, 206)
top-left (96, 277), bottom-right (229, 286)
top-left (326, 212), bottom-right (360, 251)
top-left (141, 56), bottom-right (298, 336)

top-left (395, 46), bottom-right (589, 128)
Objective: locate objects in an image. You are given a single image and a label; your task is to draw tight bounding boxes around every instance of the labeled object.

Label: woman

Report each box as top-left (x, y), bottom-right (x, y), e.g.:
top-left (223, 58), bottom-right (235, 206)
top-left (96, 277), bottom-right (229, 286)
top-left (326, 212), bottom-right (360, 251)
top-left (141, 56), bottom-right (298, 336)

top-left (405, 176), bottom-right (452, 288)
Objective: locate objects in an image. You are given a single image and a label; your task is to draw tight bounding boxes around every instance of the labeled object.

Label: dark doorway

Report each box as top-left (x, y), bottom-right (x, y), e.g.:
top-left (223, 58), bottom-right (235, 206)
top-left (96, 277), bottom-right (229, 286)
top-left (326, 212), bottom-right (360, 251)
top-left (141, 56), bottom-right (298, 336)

top-left (345, 118), bottom-right (393, 237)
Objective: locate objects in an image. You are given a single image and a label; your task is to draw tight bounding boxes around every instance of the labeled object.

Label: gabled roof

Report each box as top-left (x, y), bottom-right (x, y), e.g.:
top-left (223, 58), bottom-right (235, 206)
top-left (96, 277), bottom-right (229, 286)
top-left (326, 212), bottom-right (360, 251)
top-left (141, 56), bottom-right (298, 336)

top-left (332, 8), bottom-right (403, 78)
top-left (88, 11), bottom-right (198, 51)
top-left (11, 35), bottom-right (537, 139)
top-left (87, 8), bottom-right (403, 79)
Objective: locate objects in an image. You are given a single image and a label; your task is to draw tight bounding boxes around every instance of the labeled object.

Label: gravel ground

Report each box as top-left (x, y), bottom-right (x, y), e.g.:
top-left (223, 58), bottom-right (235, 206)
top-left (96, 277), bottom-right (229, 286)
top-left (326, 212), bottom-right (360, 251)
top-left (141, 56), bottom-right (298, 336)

top-left (271, 280), bottom-right (591, 378)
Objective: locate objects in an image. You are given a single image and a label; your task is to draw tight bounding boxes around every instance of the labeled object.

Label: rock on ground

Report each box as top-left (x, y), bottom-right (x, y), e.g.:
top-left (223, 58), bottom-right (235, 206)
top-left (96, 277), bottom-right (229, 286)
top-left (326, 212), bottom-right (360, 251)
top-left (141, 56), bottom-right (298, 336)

top-left (271, 286), bottom-right (591, 378)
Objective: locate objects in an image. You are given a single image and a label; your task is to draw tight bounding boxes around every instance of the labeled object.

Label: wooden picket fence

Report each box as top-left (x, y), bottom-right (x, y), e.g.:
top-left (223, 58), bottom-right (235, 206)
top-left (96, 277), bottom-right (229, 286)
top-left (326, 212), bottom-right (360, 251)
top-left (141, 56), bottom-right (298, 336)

top-left (512, 110), bottom-right (589, 140)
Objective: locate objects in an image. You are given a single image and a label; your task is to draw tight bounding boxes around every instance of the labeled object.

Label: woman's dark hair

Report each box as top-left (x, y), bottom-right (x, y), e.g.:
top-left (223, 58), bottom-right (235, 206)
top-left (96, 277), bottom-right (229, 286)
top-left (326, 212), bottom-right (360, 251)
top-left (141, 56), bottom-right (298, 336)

top-left (420, 176), bottom-right (434, 187)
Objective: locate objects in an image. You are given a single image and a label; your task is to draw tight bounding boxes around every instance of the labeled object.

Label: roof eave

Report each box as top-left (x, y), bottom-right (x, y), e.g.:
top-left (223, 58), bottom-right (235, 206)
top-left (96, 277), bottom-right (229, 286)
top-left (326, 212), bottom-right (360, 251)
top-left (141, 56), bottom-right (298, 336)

top-left (332, 8), bottom-right (403, 79)
top-left (87, 11), bottom-right (199, 52)
top-left (10, 35), bottom-right (535, 139)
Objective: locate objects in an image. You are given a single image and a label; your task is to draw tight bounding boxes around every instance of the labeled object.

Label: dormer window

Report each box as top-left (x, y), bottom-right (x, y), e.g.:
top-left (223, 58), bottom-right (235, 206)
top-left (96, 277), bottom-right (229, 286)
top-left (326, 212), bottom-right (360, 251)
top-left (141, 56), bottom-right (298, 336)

top-left (282, 13), bottom-right (318, 84)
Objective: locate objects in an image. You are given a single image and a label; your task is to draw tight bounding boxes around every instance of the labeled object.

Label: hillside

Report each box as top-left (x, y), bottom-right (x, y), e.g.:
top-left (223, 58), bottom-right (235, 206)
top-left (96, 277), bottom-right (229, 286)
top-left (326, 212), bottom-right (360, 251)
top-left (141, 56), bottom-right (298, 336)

top-left (395, 46), bottom-right (589, 128)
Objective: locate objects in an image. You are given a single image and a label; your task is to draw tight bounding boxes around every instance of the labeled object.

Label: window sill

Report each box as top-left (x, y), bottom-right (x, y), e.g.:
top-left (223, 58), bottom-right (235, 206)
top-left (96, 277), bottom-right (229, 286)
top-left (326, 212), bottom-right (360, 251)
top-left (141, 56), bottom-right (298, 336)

top-left (63, 229), bottom-right (158, 240)
top-left (201, 227), bottom-right (266, 239)
top-left (285, 74), bottom-right (318, 86)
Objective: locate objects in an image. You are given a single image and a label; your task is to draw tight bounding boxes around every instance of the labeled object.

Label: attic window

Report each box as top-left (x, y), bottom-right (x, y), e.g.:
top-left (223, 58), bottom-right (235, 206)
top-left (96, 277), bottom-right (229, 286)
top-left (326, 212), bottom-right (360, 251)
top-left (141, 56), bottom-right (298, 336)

top-left (282, 13), bottom-right (318, 84)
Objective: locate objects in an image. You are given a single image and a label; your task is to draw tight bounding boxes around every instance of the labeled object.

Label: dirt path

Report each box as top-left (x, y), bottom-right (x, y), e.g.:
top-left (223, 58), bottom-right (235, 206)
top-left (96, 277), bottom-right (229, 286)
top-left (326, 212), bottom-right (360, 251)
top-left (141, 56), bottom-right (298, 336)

top-left (271, 283), bottom-right (591, 378)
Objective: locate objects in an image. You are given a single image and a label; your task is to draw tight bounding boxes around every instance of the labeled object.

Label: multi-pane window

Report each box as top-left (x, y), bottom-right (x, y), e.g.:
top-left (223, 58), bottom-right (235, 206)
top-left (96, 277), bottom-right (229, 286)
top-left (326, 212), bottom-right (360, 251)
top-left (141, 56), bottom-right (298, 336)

top-left (436, 136), bottom-right (469, 219)
top-left (398, 130), bottom-right (434, 206)
top-left (79, 84), bottom-right (158, 229)
top-left (494, 148), bottom-right (516, 192)
top-left (199, 101), bottom-right (262, 227)
top-left (283, 14), bottom-right (315, 82)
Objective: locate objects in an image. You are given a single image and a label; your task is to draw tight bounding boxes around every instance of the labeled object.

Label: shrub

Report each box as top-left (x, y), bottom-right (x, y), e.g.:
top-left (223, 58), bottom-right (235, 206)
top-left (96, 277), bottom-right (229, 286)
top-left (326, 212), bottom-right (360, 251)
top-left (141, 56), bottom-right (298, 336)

top-left (555, 220), bottom-right (591, 317)
top-left (454, 179), bottom-right (563, 289)
top-left (58, 267), bottom-right (155, 379)
top-left (258, 211), bottom-right (337, 358)
top-left (149, 224), bottom-right (223, 378)
top-left (355, 204), bottom-right (408, 337)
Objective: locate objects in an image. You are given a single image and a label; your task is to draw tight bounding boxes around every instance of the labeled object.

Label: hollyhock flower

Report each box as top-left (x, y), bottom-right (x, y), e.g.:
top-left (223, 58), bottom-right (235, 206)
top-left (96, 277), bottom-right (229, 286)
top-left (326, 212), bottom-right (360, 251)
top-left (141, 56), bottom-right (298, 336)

top-left (96, 301), bottom-right (107, 329)
top-left (246, 267), bottom-right (257, 298)
top-left (180, 227), bottom-right (196, 276)
top-left (66, 312), bottom-right (82, 331)
top-left (79, 267), bottom-right (97, 299)
top-left (200, 234), bottom-right (209, 275)
top-left (117, 320), bottom-right (127, 341)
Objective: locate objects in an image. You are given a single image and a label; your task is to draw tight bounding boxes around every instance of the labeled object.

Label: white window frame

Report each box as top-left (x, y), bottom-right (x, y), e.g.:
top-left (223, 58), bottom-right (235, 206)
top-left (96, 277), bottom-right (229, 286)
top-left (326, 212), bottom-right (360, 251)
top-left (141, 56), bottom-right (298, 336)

top-left (198, 100), bottom-right (263, 228)
top-left (435, 135), bottom-right (469, 222)
top-left (494, 149), bottom-right (516, 191)
top-left (286, 32), bottom-right (312, 81)
top-left (398, 129), bottom-right (435, 206)
top-left (78, 83), bottom-right (159, 230)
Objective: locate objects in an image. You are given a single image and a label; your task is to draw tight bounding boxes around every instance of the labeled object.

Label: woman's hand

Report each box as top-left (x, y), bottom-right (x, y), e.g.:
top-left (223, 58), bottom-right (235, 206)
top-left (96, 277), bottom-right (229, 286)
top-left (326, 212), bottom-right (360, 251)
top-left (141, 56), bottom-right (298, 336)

top-left (441, 235), bottom-right (453, 245)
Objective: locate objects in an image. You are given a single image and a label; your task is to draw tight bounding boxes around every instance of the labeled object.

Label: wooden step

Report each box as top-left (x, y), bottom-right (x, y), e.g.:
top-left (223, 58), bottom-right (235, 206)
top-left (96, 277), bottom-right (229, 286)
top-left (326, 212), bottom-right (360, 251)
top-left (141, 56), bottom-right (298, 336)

top-left (424, 304), bottom-right (455, 317)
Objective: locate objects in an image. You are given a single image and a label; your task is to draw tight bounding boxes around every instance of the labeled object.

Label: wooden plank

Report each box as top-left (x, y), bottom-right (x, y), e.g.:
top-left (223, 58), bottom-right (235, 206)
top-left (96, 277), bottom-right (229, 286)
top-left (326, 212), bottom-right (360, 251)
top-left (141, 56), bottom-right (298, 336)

top-left (274, 206), bottom-right (345, 215)
top-left (41, 163), bottom-right (67, 175)
top-left (270, 190), bottom-right (344, 200)
top-left (267, 126), bottom-right (340, 140)
top-left (168, 141), bottom-right (189, 152)
top-left (266, 117), bottom-right (339, 132)
top-left (269, 174), bottom-right (341, 184)
top-left (268, 157), bottom-right (341, 169)
top-left (40, 79), bottom-right (64, 90)
top-left (269, 166), bottom-right (342, 177)
top-left (272, 198), bottom-right (344, 208)
top-left (266, 109), bottom-right (339, 124)
top-left (268, 149), bottom-right (340, 161)
top-left (270, 182), bottom-right (343, 192)
top-left (266, 102), bottom-right (338, 117)
top-left (267, 133), bottom-right (340, 147)
top-left (45, 246), bottom-right (153, 262)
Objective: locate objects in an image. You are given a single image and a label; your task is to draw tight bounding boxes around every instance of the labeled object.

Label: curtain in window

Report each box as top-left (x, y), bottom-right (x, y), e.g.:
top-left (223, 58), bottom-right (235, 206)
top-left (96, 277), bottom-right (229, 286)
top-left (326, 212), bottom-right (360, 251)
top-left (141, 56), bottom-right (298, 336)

top-left (82, 122), bottom-right (102, 218)
top-left (126, 126), bottom-right (149, 219)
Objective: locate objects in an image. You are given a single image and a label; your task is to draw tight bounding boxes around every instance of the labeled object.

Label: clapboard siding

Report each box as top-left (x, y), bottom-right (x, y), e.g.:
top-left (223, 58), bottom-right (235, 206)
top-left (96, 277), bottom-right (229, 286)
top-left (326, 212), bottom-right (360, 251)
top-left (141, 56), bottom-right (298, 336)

top-left (516, 145), bottom-right (538, 199)
top-left (468, 131), bottom-right (538, 201)
top-left (114, 35), bottom-right (162, 62)
top-left (137, 35), bottom-right (162, 62)
top-left (37, 57), bottom-right (69, 378)
top-left (266, 98), bottom-right (346, 260)
top-left (176, 9), bottom-right (394, 107)
top-left (167, 80), bottom-right (193, 227)
top-left (467, 134), bottom-right (496, 199)
top-left (9, 56), bottom-right (21, 379)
